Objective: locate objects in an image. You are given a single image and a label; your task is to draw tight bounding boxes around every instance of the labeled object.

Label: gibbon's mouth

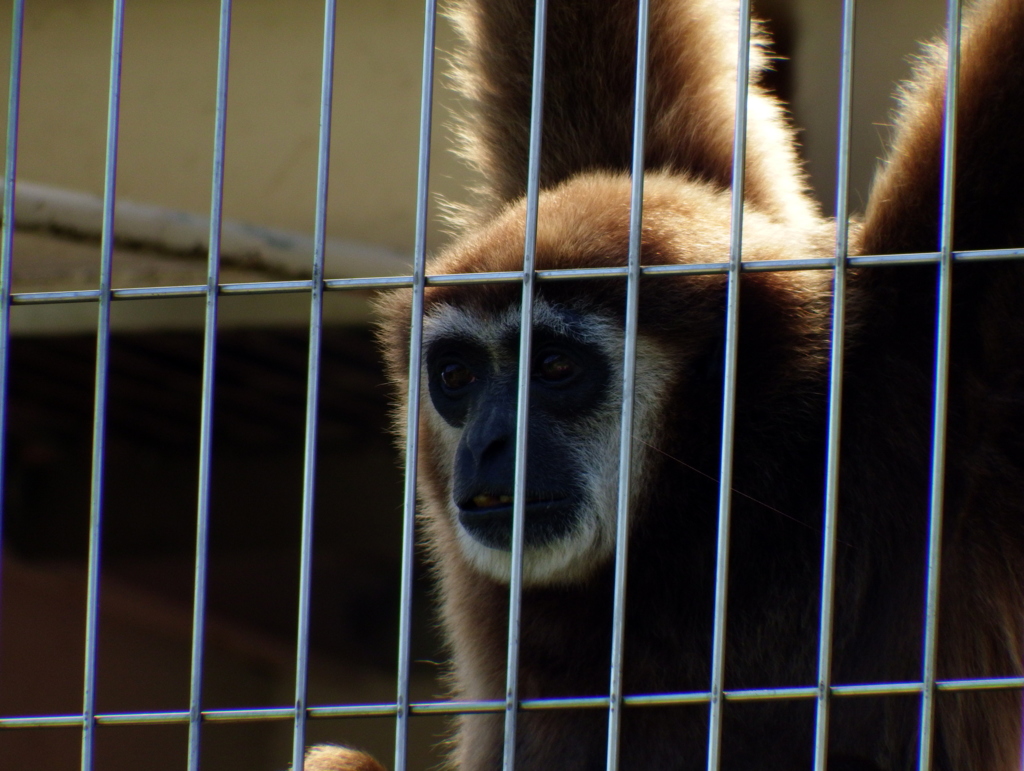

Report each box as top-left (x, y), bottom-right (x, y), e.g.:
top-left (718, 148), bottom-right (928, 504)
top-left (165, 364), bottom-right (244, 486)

top-left (464, 493), bottom-right (515, 510)
top-left (458, 490), bottom-right (566, 512)
top-left (456, 491), bottom-right (576, 550)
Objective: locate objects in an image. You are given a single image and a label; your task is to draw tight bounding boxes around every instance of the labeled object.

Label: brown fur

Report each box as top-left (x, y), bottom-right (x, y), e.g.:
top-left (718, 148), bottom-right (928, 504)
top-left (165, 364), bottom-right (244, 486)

top-left (310, 0), bottom-right (1024, 768)
top-left (445, 0), bottom-right (818, 230)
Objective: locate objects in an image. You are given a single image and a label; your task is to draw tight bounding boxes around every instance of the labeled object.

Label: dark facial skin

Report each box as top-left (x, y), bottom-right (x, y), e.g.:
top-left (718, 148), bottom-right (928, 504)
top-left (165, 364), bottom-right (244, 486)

top-left (426, 321), bottom-right (612, 550)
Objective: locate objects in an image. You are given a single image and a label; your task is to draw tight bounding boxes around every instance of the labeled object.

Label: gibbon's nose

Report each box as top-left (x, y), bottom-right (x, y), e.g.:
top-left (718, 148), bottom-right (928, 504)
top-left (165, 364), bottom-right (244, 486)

top-left (460, 383), bottom-right (517, 468)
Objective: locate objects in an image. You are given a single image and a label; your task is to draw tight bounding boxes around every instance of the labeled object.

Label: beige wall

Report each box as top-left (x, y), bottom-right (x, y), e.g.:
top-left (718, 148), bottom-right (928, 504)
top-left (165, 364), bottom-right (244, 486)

top-left (1, 0), bottom-right (465, 255)
top-left (0, 0), bottom-right (473, 331)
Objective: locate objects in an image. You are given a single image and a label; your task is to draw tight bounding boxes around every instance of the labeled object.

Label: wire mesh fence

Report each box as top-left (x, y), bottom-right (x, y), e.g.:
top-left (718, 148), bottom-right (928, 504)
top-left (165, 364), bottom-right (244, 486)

top-left (0, 0), bottom-right (1021, 769)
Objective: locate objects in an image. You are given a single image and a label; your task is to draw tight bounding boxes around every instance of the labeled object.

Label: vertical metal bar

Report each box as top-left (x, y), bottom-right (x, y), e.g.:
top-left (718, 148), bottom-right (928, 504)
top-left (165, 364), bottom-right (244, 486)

top-left (187, 0), bottom-right (232, 768)
top-left (0, 0), bottom-right (25, 597)
top-left (290, 1), bottom-right (338, 768)
top-left (917, 0), bottom-right (961, 767)
top-left (81, 0), bottom-right (127, 768)
top-left (604, 0), bottom-right (651, 768)
top-left (811, 0), bottom-right (856, 767)
top-left (393, 0), bottom-right (437, 768)
top-left (502, 0), bottom-right (548, 767)
top-left (705, 1), bottom-right (753, 767)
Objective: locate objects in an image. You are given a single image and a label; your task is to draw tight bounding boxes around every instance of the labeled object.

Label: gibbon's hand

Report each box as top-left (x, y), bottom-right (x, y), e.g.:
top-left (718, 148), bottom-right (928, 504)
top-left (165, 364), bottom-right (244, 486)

top-left (301, 744), bottom-right (386, 771)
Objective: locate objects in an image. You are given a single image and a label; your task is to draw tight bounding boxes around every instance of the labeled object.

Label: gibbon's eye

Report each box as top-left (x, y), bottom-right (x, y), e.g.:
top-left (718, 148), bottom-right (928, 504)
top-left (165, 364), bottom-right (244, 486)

top-left (535, 352), bottom-right (579, 384)
top-left (440, 361), bottom-right (476, 393)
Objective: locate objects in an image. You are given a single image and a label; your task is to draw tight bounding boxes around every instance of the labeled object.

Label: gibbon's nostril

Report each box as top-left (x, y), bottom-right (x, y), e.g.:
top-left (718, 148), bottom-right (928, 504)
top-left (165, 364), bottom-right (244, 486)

top-left (478, 435), bottom-right (510, 465)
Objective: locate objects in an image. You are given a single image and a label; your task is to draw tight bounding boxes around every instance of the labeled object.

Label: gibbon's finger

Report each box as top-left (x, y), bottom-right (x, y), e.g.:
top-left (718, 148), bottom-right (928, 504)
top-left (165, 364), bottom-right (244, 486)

top-left (301, 744), bottom-right (387, 771)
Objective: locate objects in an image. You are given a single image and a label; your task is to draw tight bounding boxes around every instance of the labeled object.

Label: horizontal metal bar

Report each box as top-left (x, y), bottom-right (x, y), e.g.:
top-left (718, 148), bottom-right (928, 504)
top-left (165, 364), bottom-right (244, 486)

top-left (12, 289), bottom-right (108, 304)
top-left (934, 677), bottom-right (1024, 692)
top-left (0, 711), bottom-right (198, 729)
top-left (219, 280), bottom-right (312, 295)
top-left (201, 708), bottom-right (297, 722)
top-left (727, 687), bottom-right (820, 702)
top-left (425, 270), bottom-right (524, 285)
top-left (0, 715), bottom-right (89, 729)
top-left (410, 700), bottom-right (504, 715)
top-left (10, 280), bottom-right (313, 305)
top-left (0, 708), bottom-right (297, 729)
top-left (308, 704), bottom-right (405, 719)
top-left (830, 682), bottom-right (923, 697)
top-left (845, 252), bottom-right (938, 267)
top-left (113, 285), bottom-right (208, 299)
top-left (325, 275), bottom-right (421, 290)
top-left (9, 246), bottom-right (1024, 308)
top-left (3, 675), bottom-right (1020, 730)
top-left (954, 247), bottom-right (1024, 262)
top-left (100, 711), bottom-right (192, 725)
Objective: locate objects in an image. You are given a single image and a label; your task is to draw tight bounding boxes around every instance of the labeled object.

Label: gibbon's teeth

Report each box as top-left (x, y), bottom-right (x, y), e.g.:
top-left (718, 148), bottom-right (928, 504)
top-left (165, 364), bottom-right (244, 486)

top-left (471, 494), bottom-right (513, 508)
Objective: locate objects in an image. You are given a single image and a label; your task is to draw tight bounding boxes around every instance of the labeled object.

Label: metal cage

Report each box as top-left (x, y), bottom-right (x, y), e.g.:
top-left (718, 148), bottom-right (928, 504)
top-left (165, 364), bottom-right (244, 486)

top-left (0, 0), bottom-right (1021, 769)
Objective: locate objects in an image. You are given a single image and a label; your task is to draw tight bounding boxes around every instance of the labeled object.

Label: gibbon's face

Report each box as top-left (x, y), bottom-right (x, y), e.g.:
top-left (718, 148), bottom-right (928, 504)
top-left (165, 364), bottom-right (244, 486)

top-left (421, 298), bottom-right (674, 586)
top-left (384, 171), bottom-right (765, 585)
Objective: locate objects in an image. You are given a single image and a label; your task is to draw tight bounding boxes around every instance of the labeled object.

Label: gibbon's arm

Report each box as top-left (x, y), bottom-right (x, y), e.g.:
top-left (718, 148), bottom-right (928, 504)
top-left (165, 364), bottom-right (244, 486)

top-left (855, 0), bottom-right (1024, 400)
top-left (447, 0), bottom-right (818, 228)
top-left (861, 0), bottom-right (1024, 256)
top-left (854, 6), bottom-right (1024, 767)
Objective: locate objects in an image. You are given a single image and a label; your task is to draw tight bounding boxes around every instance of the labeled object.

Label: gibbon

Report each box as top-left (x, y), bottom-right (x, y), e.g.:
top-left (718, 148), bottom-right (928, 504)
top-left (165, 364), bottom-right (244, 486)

top-left (308, 0), bottom-right (1024, 768)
